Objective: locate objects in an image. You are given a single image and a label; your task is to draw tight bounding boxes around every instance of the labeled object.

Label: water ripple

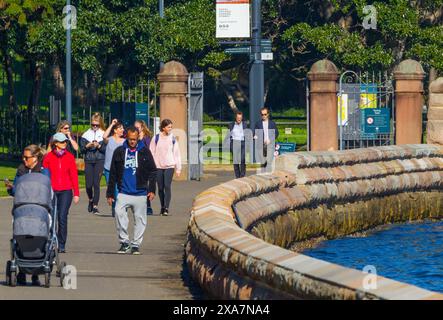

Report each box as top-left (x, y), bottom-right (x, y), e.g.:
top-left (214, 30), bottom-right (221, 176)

top-left (303, 220), bottom-right (443, 293)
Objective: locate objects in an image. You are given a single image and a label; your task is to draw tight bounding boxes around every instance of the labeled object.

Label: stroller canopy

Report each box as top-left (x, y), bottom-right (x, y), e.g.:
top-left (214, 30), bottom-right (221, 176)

top-left (13, 173), bottom-right (52, 210)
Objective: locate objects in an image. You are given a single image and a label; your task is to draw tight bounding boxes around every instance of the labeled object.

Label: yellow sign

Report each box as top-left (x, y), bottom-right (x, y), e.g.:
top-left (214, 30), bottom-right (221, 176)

top-left (338, 94), bottom-right (348, 125)
top-left (360, 93), bottom-right (377, 109)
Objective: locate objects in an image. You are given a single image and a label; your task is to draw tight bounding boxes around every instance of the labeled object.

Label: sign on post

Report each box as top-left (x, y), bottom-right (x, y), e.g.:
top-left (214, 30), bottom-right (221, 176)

top-left (216, 0), bottom-right (250, 38)
top-left (275, 142), bottom-right (296, 156)
top-left (361, 108), bottom-right (391, 134)
top-left (224, 47), bottom-right (250, 54)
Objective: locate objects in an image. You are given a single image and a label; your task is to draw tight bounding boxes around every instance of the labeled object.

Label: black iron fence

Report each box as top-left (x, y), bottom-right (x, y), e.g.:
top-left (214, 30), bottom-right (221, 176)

top-left (0, 67), bottom-right (159, 160)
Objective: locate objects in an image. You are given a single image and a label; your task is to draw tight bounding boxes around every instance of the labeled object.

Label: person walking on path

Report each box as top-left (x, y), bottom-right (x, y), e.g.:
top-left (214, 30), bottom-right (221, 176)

top-left (80, 112), bottom-right (106, 215)
top-left (5, 144), bottom-right (48, 286)
top-left (134, 120), bottom-right (154, 215)
top-left (6, 145), bottom-right (48, 197)
top-left (103, 119), bottom-right (125, 217)
top-left (227, 111), bottom-right (248, 179)
top-left (43, 133), bottom-right (80, 253)
top-left (149, 119), bottom-right (181, 216)
top-left (106, 127), bottom-right (157, 255)
top-left (253, 107), bottom-right (279, 172)
top-left (47, 120), bottom-right (79, 155)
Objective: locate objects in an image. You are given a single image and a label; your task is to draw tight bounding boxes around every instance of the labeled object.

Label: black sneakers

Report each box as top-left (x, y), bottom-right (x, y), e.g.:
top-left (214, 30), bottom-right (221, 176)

top-left (17, 272), bottom-right (26, 285)
top-left (31, 275), bottom-right (41, 286)
top-left (92, 206), bottom-right (100, 215)
top-left (117, 243), bottom-right (131, 254)
top-left (131, 247), bottom-right (141, 255)
top-left (88, 200), bottom-right (93, 213)
top-left (160, 208), bottom-right (169, 216)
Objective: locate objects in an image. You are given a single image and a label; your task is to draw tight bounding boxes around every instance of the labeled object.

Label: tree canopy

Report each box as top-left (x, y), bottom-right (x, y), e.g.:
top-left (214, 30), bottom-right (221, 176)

top-left (1, 0), bottom-right (442, 115)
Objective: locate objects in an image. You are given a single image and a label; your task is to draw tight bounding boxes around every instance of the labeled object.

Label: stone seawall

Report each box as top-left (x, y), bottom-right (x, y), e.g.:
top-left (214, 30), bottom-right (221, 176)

top-left (186, 145), bottom-right (443, 300)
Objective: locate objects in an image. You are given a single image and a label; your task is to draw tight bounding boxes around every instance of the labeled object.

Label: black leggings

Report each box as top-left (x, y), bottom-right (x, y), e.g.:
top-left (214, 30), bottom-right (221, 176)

top-left (85, 161), bottom-right (104, 206)
top-left (157, 168), bottom-right (174, 209)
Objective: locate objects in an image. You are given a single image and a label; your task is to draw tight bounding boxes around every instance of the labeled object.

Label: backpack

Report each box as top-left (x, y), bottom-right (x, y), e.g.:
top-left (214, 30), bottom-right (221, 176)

top-left (155, 134), bottom-right (176, 148)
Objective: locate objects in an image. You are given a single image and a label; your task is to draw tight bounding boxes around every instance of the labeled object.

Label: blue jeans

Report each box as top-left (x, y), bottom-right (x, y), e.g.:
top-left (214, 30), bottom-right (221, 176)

top-left (54, 190), bottom-right (73, 250)
top-left (104, 169), bottom-right (118, 214)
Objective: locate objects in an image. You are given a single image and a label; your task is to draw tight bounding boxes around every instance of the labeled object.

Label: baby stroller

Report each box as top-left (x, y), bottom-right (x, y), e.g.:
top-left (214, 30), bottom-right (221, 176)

top-left (5, 173), bottom-right (67, 288)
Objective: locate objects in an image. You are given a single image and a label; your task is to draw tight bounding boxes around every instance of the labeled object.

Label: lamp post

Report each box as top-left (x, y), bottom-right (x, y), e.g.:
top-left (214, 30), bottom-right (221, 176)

top-left (159, 0), bottom-right (164, 70)
top-left (66, 0), bottom-right (72, 123)
top-left (249, 0), bottom-right (264, 133)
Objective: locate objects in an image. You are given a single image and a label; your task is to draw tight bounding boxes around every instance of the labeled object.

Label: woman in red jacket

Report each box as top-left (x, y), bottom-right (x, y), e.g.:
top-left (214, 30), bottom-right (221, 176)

top-left (43, 133), bottom-right (80, 253)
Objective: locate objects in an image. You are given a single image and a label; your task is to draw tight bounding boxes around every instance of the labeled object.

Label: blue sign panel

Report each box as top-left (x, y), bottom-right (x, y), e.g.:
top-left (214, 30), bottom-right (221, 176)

top-left (110, 102), bottom-right (150, 128)
top-left (276, 142), bottom-right (296, 155)
top-left (361, 108), bottom-right (391, 134)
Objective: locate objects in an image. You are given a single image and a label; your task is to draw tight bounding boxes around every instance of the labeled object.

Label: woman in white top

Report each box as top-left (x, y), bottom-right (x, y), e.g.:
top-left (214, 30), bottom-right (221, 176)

top-left (80, 112), bottom-right (106, 214)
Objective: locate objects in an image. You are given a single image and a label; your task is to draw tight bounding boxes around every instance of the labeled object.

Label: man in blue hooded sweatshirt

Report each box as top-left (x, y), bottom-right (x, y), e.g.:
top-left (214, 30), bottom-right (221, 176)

top-left (106, 126), bottom-right (157, 255)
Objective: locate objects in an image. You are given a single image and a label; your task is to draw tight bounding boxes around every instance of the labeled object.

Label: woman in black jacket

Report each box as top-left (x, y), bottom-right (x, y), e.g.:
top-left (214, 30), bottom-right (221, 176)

top-left (80, 112), bottom-right (106, 214)
top-left (4, 144), bottom-right (47, 286)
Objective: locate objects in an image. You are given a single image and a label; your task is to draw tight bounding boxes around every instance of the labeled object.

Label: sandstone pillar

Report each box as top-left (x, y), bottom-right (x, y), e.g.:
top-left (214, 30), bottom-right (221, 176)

top-left (307, 60), bottom-right (339, 151)
top-left (157, 61), bottom-right (189, 180)
top-left (393, 59), bottom-right (425, 145)
top-left (426, 78), bottom-right (443, 144)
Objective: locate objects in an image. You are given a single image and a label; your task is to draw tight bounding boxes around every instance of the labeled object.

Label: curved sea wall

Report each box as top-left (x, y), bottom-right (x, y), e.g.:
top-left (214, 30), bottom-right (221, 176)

top-left (186, 145), bottom-right (443, 300)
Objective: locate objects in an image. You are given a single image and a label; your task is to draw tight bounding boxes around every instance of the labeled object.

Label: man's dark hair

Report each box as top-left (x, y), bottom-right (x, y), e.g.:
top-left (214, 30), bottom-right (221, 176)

top-left (126, 126), bottom-right (139, 135)
top-left (236, 111), bottom-right (243, 116)
top-left (260, 107), bottom-right (269, 113)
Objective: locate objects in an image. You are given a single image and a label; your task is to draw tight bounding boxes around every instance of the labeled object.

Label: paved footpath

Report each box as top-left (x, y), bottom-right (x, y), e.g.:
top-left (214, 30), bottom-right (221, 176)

top-left (0, 172), bottom-right (233, 299)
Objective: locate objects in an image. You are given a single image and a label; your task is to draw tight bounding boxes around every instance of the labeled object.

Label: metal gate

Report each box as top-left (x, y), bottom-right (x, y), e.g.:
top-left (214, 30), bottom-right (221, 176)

top-left (188, 72), bottom-right (204, 180)
top-left (338, 71), bottom-right (395, 150)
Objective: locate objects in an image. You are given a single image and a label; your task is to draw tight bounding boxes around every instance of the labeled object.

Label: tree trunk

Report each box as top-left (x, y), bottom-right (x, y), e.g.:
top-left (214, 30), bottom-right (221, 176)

top-left (51, 63), bottom-right (65, 100)
top-left (88, 74), bottom-right (98, 108)
top-left (221, 84), bottom-right (239, 114)
top-left (1, 46), bottom-right (17, 114)
top-left (27, 63), bottom-right (43, 141)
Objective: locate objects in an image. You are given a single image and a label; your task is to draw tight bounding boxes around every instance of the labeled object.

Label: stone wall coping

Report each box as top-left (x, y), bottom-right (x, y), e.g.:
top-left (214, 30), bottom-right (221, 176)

top-left (187, 145), bottom-right (443, 299)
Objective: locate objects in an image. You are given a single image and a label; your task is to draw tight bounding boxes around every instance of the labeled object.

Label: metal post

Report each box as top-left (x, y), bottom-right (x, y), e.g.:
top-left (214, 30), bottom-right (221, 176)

top-left (159, 0), bottom-right (165, 70)
top-left (249, 0), bottom-right (264, 134)
top-left (66, 0), bottom-right (72, 123)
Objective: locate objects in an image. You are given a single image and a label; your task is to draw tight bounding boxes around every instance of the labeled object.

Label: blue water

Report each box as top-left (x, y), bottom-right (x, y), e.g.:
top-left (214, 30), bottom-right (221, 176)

top-left (303, 220), bottom-right (443, 293)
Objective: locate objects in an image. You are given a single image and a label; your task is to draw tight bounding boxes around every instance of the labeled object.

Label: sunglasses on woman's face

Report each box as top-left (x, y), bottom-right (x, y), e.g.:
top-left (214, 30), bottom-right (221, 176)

top-left (23, 155), bottom-right (36, 160)
top-left (92, 124), bottom-right (100, 128)
top-left (63, 126), bottom-right (70, 130)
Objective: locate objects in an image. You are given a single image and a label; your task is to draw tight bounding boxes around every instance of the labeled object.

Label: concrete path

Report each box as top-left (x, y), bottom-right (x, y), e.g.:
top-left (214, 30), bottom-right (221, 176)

top-left (0, 172), bottom-right (233, 299)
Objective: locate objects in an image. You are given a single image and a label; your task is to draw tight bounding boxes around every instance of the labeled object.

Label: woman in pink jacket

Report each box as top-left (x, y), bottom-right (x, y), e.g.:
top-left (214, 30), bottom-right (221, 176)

top-left (149, 119), bottom-right (181, 216)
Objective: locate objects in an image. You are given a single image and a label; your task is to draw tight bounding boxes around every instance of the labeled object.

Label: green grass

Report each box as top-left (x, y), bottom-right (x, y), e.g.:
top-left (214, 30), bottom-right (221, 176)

top-left (272, 107), bottom-right (306, 118)
top-left (202, 124), bottom-right (307, 149)
top-left (0, 161), bottom-right (106, 197)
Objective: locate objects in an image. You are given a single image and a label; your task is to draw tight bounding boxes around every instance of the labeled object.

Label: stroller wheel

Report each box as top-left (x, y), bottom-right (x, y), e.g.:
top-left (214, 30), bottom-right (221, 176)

top-left (10, 271), bottom-right (17, 287)
top-left (59, 262), bottom-right (67, 287)
top-left (44, 272), bottom-right (50, 288)
top-left (5, 261), bottom-right (16, 287)
top-left (5, 261), bottom-right (11, 286)
top-left (56, 261), bottom-right (66, 278)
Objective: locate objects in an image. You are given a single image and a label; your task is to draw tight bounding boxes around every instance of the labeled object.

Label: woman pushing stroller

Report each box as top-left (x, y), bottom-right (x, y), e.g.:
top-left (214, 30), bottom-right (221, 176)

top-left (4, 145), bottom-right (48, 286)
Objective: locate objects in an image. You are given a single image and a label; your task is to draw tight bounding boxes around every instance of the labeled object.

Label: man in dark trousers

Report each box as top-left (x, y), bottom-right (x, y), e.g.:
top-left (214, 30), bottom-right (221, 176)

top-left (254, 107), bottom-right (279, 171)
top-left (106, 126), bottom-right (157, 255)
top-left (228, 111), bottom-right (248, 178)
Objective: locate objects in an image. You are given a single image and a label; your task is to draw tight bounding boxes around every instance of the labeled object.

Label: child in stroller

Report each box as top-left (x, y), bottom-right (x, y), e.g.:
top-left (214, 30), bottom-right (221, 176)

top-left (5, 173), bottom-right (67, 288)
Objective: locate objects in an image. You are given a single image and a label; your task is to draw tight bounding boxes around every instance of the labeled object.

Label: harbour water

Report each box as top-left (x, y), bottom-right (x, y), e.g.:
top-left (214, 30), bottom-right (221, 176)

top-left (303, 220), bottom-right (443, 293)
